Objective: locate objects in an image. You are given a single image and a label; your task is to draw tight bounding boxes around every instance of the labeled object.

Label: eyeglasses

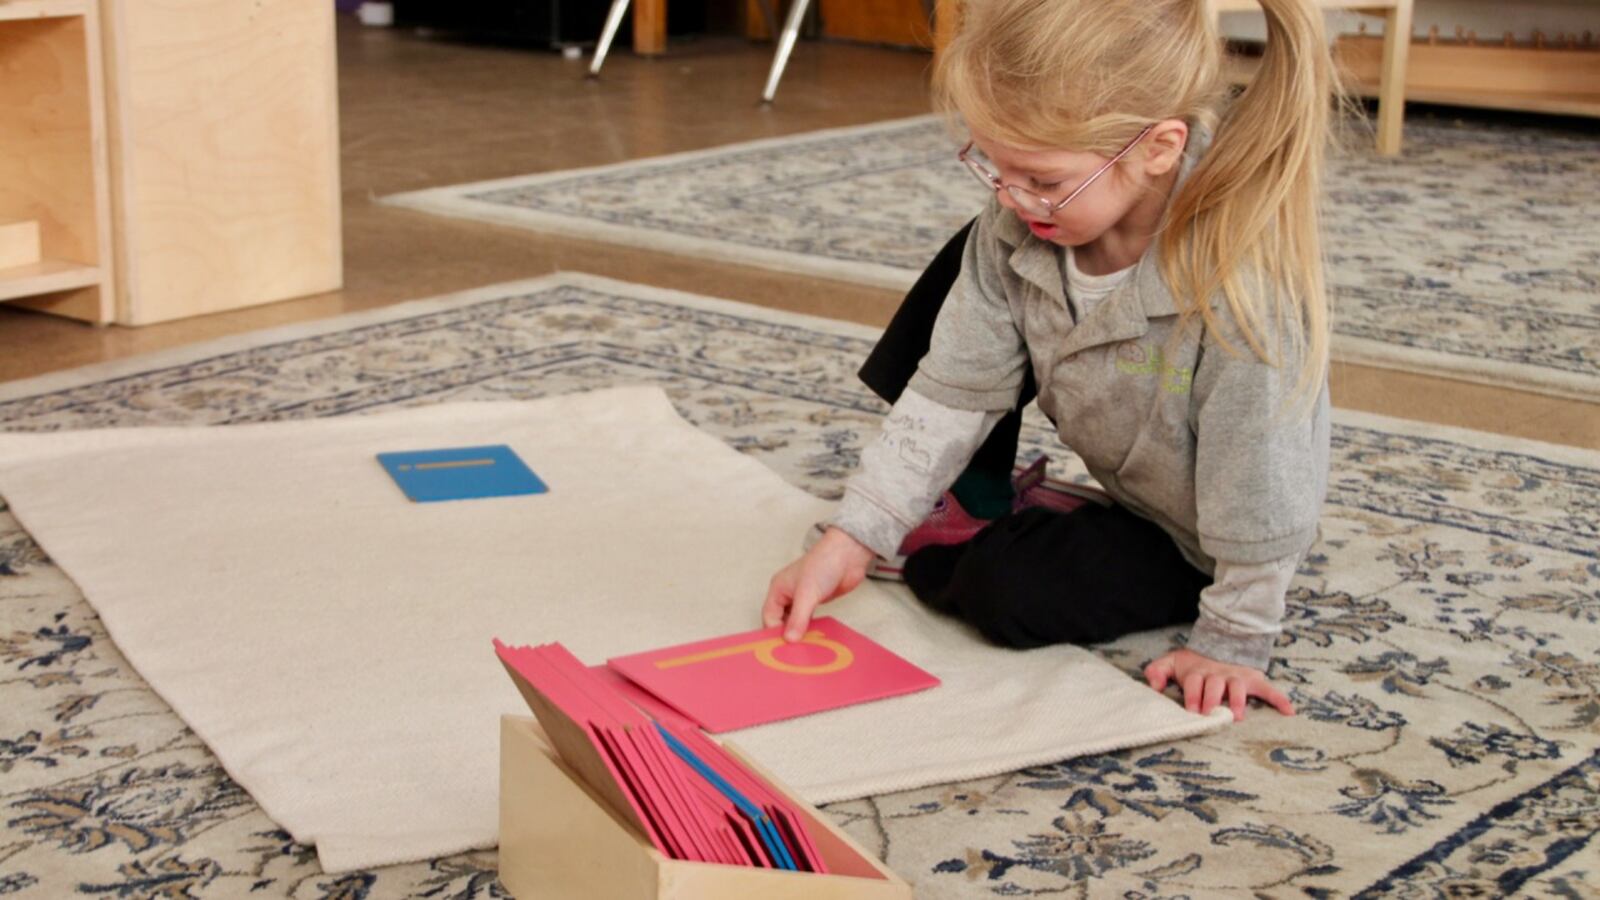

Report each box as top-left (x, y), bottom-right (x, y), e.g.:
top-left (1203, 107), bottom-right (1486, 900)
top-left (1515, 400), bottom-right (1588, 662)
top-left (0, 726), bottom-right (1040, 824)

top-left (958, 124), bottom-right (1155, 218)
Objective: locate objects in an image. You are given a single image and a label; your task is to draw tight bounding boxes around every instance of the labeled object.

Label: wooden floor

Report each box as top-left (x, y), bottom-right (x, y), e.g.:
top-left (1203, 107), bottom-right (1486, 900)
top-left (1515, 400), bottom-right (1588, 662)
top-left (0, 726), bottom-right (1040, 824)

top-left (1, 20), bottom-right (1594, 450)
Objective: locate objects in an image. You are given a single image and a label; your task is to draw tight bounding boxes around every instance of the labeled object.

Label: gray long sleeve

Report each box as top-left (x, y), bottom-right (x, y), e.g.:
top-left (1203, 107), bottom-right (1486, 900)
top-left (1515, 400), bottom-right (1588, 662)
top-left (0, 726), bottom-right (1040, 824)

top-left (828, 388), bottom-right (1003, 559)
top-left (1188, 555), bottom-right (1299, 670)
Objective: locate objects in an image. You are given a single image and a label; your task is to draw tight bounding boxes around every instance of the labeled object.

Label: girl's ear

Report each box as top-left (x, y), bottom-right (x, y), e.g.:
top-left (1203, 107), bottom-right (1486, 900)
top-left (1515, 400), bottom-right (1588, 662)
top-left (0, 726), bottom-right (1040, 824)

top-left (1141, 119), bottom-right (1190, 177)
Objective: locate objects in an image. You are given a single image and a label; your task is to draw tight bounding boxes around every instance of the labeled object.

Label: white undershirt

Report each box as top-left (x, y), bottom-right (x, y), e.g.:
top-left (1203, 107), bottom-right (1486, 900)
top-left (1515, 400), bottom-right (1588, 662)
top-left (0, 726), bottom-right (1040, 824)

top-left (1064, 247), bottom-right (1135, 319)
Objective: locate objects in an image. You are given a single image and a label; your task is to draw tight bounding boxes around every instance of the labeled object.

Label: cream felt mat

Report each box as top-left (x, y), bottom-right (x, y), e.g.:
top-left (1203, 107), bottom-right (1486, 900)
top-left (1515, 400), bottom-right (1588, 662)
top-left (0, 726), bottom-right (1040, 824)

top-left (0, 386), bottom-right (1224, 873)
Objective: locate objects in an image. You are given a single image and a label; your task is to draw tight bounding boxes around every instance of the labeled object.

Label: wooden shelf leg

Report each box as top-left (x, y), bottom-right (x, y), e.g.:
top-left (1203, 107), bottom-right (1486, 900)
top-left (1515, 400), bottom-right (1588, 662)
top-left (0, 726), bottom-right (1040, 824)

top-left (933, 0), bottom-right (960, 64)
top-left (633, 0), bottom-right (666, 56)
top-left (1375, 0), bottom-right (1413, 155)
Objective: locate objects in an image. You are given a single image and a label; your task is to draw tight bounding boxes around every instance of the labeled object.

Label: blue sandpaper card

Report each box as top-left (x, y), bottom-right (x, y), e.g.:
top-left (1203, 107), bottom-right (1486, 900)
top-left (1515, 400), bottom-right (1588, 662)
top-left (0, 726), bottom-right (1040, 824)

top-left (654, 723), bottom-right (798, 871)
top-left (376, 445), bottom-right (548, 503)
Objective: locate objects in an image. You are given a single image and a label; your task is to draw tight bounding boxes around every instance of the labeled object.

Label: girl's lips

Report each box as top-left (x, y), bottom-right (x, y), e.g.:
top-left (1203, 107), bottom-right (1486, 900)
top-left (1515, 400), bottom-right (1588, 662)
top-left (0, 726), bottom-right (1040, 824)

top-left (1027, 220), bottom-right (1059, 239)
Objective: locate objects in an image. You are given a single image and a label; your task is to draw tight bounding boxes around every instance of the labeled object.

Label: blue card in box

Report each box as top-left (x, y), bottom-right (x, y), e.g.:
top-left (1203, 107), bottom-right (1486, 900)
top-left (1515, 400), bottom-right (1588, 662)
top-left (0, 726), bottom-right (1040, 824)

top-left (377, 445), bottom-right (548, 503)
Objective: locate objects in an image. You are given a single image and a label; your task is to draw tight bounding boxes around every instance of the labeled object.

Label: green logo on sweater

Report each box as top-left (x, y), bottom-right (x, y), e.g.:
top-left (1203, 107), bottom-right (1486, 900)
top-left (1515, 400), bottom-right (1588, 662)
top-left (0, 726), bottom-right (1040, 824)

top-left (1116, 344), bottom-right (1192, 394)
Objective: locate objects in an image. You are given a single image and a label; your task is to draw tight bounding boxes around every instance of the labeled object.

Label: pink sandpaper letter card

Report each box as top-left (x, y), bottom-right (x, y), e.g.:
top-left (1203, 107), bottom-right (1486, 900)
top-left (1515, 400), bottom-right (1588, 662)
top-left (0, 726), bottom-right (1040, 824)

top-left (606, 617), bottom-right (940, 733)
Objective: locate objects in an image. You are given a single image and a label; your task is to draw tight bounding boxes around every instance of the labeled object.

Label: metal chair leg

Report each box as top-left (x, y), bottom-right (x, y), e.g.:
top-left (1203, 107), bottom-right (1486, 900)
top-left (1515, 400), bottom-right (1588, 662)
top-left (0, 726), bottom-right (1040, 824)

top-left (761, 0), bottom-right (812, 103)
top-left (590, 0), bottom-right (632, 77)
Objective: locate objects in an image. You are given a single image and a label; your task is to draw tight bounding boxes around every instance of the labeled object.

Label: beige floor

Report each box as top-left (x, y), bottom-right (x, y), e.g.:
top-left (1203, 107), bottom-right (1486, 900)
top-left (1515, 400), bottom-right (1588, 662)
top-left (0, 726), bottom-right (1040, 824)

top-left (1, 21), bottom-right (1595, 450)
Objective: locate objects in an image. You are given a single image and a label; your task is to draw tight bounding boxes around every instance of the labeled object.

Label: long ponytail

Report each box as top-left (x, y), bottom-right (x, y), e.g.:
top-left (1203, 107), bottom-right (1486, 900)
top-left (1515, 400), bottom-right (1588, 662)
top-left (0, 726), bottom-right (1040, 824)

top-left (1157, 0), bottom-right (1339, 404)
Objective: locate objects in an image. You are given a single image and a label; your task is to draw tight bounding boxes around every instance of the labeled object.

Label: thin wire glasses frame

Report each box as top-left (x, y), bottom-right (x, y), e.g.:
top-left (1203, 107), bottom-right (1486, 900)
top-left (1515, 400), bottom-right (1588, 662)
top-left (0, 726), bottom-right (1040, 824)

top-left (959, 124), bottom-right (1156, 218)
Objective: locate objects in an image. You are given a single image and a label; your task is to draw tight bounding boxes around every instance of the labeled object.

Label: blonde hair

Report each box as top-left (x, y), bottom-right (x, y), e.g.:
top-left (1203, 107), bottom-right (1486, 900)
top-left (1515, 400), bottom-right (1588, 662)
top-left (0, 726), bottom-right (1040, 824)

top-left (934, 0), bottom-right (1341, 404)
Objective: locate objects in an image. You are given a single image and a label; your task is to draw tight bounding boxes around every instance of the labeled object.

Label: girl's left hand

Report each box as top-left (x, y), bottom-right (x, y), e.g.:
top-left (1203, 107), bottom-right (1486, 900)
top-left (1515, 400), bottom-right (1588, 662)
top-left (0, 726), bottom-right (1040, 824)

top-left (1143, 648), bottom-right (1294, 722)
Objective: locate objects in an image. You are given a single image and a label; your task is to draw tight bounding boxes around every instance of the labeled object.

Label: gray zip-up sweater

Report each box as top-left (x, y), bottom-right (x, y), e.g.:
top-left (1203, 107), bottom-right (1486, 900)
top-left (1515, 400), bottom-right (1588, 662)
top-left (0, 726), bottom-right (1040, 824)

top-left (832, 140), bottom-right (1330, 670)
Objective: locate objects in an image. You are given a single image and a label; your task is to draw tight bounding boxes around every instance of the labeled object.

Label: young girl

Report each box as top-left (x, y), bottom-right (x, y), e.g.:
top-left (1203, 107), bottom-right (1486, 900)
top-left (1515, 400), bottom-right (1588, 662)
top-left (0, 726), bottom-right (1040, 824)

top-left (763, 0), bottom-right (1339, 721)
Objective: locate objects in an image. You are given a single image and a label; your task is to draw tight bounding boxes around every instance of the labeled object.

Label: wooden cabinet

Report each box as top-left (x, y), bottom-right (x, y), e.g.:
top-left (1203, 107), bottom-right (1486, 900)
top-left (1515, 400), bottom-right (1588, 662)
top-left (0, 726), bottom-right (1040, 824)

top-left (99, 0), bottom-right (343, 325)
top-left (0, 0), bottom-right (116, 323)
top-left (0, 0), bottom-right (342, 327)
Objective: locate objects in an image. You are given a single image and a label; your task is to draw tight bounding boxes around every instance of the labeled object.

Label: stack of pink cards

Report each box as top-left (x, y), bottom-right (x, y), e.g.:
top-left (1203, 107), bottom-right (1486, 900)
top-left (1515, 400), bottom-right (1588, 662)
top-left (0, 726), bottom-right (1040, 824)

top-left (495, 618), bottom-right (940, 868)
top-left (495, 640), bottom-right (828, 870)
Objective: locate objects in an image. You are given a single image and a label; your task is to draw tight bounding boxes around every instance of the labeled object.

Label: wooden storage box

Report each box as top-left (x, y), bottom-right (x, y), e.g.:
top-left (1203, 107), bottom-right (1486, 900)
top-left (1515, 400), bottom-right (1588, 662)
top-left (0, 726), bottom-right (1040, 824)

top-left (498, 716), bottom-right (913, 900)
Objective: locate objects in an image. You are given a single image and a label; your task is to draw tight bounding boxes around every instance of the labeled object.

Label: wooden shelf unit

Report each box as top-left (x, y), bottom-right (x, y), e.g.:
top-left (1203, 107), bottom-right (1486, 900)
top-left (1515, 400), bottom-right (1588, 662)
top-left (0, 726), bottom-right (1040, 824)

top-left (2, 0), bottom-right (342, 327)
top-left (98, 0), bottom-right (343, 325)
top-left (0, 0), bottom-right (116, 323)
top-left (1335, 33), bottom-right (1600, 118)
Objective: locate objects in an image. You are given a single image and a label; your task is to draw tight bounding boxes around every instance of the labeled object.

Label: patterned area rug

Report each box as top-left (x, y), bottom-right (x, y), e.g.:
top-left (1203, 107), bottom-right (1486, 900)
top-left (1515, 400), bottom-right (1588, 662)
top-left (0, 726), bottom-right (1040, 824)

top-left (2, 274), bottom-right (1597, 898)
top-left (384, 114), bottom-right (1600, 402)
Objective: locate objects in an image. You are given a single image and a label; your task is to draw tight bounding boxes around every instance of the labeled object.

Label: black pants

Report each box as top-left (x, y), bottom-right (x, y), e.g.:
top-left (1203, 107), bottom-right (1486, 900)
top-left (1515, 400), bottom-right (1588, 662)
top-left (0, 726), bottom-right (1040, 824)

top-left (858, 221), bottom-right (1208, 650)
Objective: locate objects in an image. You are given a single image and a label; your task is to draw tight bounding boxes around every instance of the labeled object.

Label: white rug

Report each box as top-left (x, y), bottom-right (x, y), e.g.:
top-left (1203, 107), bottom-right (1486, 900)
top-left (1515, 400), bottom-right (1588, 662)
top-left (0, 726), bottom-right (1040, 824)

top-left (383, 114), bottom-right (1600, 402)
top-left (0, 385), bottom-right (1223, 874)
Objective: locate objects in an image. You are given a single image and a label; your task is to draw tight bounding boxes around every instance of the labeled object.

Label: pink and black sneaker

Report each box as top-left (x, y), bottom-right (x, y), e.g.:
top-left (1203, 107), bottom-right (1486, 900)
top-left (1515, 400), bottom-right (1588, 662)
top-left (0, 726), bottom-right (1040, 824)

top-left (1009, 456), bottom-right (1111, 516)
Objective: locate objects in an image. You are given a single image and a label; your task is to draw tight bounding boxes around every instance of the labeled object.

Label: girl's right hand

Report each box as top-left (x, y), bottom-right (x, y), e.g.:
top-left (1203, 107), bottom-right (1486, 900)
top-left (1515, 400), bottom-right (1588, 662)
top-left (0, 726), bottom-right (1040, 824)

top-left (762, 527), bottom-right (877, 641)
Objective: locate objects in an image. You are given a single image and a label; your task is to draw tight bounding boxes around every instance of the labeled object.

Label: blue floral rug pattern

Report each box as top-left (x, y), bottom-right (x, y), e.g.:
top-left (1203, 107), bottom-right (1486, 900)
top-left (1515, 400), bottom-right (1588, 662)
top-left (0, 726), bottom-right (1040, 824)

top-left (1, 275), bottom-right (1597, 898)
